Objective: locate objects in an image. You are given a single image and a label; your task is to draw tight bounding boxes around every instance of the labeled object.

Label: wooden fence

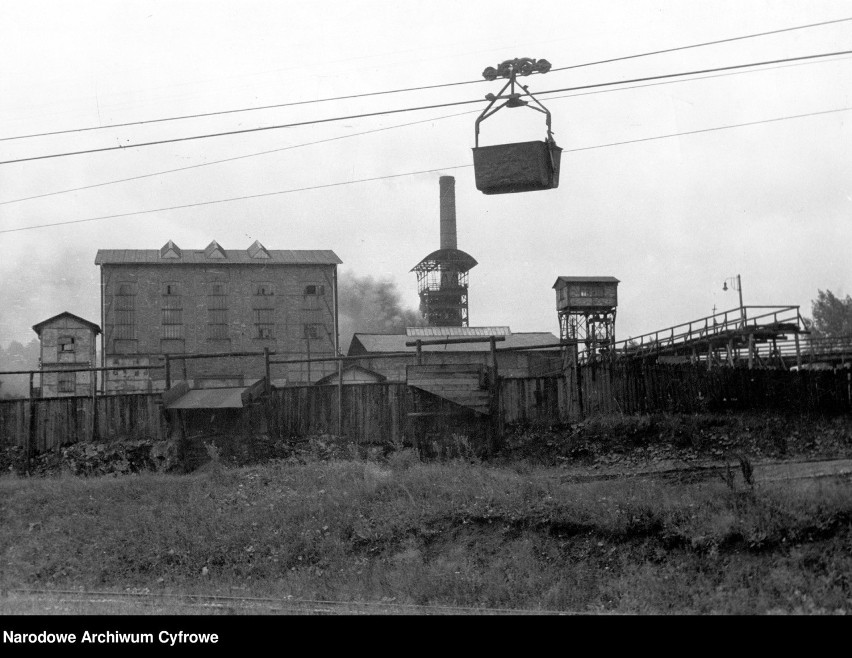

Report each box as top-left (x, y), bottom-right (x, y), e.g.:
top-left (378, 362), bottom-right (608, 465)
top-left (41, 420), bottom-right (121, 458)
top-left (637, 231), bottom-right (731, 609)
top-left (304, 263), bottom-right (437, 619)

top-left (574, 362), bottom-right (852, 416)
top-left (267, 383), bottom-right (410, 446)
top-left (0, 394), bottom-right (166, 453)
top-left (1, 365), bottom-right (849, 454)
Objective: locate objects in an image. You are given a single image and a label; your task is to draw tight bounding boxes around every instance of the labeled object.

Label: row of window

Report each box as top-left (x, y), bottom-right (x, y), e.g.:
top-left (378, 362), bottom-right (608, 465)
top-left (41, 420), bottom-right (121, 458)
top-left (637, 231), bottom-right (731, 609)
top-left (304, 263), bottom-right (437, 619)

top-left (561, 284), bottom-right (618, 299)
top-left (112, 315), bottom-right (324, 341)
top-left (119, 283), bottom-right (326, 297)
top-left (112, 282), bottom-right (327, 344)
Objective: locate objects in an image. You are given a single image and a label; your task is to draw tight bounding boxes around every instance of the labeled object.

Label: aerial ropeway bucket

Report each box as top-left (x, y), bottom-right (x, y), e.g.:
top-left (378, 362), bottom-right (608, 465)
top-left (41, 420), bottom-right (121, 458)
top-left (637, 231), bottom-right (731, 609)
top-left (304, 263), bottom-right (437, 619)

top-left (472, 58), bottom-right (562, 195)
top-left (473, 138), bottom-right (562, 195)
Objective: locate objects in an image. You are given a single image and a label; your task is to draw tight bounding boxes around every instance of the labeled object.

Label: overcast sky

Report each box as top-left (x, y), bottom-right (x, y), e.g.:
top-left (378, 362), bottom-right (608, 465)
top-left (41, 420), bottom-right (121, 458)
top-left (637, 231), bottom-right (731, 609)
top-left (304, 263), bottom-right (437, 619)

top-left (1, 0), bottom-right (850, 348)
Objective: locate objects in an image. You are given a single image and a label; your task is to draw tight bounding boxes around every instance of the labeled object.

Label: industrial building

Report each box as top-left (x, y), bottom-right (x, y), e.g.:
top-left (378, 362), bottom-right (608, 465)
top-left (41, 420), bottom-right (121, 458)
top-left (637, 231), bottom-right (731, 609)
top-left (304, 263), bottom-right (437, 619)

top-left (411, 176), bottom-right (477, 327)
top-left (95, 240), bottom-right (342, 392)
top-left (32, 312), bottom-right (101, 398)
top-left (347, 326), bottom-right (561, 382)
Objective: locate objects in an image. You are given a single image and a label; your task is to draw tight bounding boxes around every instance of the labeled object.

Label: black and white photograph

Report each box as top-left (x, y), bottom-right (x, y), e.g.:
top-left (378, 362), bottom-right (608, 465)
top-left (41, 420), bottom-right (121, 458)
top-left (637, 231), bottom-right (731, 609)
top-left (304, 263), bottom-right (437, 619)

top-left (1, 0), bottom-right (851, 620)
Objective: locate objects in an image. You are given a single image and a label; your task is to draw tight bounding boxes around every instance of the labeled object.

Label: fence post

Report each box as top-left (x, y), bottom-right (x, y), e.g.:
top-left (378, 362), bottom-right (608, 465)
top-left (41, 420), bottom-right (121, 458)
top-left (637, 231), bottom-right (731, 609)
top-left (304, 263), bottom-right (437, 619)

top-left (164, 354), bottom-right (171, 390)
top-left (574, 343), bottom-right (584, 419)
top-left (90, 367), bottom-right (98, 442)
top-left (794, 333), bottom-right (802, 369)
top-left (338, 357), bottom-right (344, 438)
top-left (489, 336), bottom-right (501, 451)
top-left (264, 348), bottom-right (271, 386)
top-left (26, 375), bottom-right (35, 471)
top-left (182, 357), bottom-right (188, 383)
top-left (748, 334), bottom-right (755, 370)
top-left (416, 340), bottom-right (422, 366)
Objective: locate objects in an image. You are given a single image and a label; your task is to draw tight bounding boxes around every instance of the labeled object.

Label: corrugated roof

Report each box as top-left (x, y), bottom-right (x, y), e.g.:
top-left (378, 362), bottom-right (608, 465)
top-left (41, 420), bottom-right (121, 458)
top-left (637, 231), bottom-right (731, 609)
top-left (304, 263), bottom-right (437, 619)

top-left (406, 326), bottom-right (511, 337)
top-left (553, 276), bottom-right (620, 287)
top-left (350, 331), bottom-right (560, 354)
top-left (95, 248), bottom-right (342, 265)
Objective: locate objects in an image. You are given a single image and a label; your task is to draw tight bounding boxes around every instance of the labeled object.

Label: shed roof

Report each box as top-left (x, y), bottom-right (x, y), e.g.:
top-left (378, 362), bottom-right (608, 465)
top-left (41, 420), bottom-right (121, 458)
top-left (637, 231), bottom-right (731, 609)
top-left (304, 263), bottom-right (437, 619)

top-left (32, 312), bottom-right (101, 336)
top-left (348, 331), bottom-right (560, 355)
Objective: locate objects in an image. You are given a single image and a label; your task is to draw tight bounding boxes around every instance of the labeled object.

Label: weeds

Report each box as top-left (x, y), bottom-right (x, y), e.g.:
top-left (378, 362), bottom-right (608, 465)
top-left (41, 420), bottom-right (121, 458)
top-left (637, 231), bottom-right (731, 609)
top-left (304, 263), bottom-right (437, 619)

top-left (2, 458), bottom-right (851, 613)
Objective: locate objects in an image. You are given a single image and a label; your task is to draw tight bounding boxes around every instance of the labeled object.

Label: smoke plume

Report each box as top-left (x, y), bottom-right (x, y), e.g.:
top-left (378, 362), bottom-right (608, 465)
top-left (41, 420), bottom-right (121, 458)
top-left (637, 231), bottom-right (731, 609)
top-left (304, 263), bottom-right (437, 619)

top-left (337, 274), bottom-right (424, 353)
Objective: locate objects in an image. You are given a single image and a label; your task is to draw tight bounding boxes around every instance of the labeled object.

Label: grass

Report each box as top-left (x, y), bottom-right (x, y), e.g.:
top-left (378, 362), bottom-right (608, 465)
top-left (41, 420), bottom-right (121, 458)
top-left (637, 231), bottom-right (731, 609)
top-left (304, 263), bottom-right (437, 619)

top-left (1, 456), bottom-right (851, 614)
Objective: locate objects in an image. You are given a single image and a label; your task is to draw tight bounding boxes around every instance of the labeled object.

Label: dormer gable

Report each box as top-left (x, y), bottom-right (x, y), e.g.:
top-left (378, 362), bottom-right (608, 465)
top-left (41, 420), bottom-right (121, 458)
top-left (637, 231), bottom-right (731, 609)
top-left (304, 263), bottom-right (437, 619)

top-left (247, 240), bottom-right (271, 259)
top-left (159, 240), bottom-right (181, 259)
top-left (204, 240), bottom-right (227, 259)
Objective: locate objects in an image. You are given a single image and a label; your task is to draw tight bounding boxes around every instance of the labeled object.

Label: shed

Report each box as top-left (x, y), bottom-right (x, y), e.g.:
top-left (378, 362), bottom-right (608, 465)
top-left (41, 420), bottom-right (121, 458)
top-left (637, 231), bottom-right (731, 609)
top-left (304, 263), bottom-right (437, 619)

top-left (553, 276), bottom-right (619, 312)
top-left (32, 312), bottom-right (101, 398)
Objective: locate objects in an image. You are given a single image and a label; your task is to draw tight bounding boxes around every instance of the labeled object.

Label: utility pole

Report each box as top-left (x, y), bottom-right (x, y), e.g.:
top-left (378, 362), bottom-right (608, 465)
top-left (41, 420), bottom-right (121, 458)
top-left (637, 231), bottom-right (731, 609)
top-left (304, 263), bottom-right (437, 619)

top-left (723, 274), bottom-right (745, 328)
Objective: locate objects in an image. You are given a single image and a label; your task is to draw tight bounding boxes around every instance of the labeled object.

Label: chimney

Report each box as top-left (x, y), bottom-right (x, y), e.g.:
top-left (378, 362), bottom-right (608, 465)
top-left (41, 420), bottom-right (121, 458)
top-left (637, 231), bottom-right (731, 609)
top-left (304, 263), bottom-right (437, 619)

top-left (439, 175), bottom-right (457, 250)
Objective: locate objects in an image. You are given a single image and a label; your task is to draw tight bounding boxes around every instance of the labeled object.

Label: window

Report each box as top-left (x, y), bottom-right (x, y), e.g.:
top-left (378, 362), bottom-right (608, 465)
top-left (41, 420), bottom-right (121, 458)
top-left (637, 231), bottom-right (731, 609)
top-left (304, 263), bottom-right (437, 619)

top-left (207, 283), bottom-right (228, 340)
top-left (114, 283), bottom-right (136, 339)
top-left (304, 284), bottom-right (325, 296)
top-left (58, 336), bottom-right (75, 353)
top-left (161, 282), bottom-right (183, 340)
top-left (162, 309), bottom-right (183, 339)
top-left (255, 283), bottom-right (274, 296)
top-left (304, 324), bottom-right (321, 340)
top-left (58, 372), bottom-right (75, 394)
top-left (254, 308), bottom-right (274, 339)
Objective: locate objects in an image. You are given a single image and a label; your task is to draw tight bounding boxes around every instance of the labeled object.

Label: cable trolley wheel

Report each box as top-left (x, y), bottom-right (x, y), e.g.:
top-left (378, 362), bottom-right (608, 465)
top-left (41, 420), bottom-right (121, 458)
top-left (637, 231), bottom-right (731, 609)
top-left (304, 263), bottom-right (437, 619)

top-left (472, 58), bottom-right (562, 195)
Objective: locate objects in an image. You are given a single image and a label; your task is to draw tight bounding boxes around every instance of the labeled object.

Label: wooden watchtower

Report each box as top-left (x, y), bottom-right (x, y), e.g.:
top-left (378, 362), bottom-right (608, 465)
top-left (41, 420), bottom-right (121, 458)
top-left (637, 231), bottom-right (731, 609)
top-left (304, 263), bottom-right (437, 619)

top-left (553, 276), bottom-right (619, 362)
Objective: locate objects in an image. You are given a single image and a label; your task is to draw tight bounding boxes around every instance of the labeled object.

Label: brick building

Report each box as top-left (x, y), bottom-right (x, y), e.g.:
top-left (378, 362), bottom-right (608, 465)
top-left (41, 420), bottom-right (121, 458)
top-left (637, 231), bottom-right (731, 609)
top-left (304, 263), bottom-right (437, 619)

top-left (95, 240), bottom-right (342, 392)
top-left (32, 312), bottom-right (100, 397)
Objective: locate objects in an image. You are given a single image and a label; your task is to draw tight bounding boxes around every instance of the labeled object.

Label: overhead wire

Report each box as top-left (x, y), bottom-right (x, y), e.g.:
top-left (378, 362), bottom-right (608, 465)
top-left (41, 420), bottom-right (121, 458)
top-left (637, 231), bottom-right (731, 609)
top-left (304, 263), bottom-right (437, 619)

top-left (547, 15), bottom-right (852, 72)
top-left (1, 105), bottom-right (848, 235)
top-left (0, 109), bottom-right (477, 205)
top-left (4, 51), bottom-right (851, 205)
top-left (2, 15), bottom-right (851, 144)
top-left (2, 47), bottom-right (852, 166)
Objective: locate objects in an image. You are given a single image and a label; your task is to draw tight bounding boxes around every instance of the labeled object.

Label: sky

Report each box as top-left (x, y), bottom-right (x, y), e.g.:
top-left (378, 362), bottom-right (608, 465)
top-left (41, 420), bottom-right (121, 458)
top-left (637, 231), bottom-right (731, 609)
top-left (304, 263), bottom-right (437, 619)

top-left (1, 0), bottom-right (850, 349)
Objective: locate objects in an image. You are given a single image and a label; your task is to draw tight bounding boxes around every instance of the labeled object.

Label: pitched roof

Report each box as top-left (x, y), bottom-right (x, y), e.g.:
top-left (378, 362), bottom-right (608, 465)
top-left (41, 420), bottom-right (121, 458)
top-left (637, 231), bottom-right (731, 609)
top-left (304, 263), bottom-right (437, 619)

top-left (32, 312), bottom-right (101, 336)
top-left (411, 248), bottom-right (478, 273)
top-left (315, 365), bottom-right (387, 385)
top-left (348, 331), bottom-right (560, 355)
top-left (95, 244), bottom-right (342, 265)
top-left (553, 276), bottom-right (620, 287)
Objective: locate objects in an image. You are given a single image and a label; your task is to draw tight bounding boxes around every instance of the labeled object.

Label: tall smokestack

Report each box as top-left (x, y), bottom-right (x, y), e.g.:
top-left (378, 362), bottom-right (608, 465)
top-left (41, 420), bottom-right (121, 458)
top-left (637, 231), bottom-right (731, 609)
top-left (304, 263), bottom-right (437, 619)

top-left (439, 175), bottom-right (457, 250)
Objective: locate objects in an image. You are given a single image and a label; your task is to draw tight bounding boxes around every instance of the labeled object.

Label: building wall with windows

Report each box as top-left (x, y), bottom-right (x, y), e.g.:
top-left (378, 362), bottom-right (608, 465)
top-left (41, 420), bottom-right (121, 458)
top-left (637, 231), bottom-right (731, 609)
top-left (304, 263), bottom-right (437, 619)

top-left (32, 312), bottom-right (100, 398)
top-left (96, 240), bottom-right (341, 392)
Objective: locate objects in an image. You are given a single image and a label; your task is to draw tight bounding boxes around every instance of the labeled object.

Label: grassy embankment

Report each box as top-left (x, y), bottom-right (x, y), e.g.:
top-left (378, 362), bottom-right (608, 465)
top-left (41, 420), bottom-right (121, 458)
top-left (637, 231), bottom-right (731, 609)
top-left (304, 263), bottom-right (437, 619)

top-left (2, 449), bottom-right (851, 614)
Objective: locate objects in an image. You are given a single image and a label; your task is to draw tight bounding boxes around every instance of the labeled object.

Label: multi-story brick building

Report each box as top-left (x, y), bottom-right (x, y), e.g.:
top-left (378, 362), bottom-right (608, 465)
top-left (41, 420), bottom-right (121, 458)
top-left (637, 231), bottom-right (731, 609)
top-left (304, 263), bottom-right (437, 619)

top-left (95, 240), bottom-right (342, 392)
top-left (32, 312), bottom-right (101, 397)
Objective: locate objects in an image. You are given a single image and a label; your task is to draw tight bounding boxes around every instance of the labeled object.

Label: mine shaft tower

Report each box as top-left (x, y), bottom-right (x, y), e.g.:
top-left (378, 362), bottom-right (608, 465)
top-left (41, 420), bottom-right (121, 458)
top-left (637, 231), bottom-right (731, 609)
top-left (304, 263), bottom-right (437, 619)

top-left (412, 176), bottom-right (478, 327)
top-left (553, 276), bottom-right (619, 362)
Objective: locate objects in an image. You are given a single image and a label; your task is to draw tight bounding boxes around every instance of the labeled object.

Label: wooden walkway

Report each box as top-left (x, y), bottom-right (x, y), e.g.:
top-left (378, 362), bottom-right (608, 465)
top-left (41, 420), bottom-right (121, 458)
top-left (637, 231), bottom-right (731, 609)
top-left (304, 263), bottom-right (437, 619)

top-left (406, 364), bottom-right (491, 415)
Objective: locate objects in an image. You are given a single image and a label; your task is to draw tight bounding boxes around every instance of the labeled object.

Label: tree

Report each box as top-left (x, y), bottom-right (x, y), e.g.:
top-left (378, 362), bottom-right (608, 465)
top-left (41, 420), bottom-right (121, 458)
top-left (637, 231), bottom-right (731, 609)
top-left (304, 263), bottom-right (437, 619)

top-left (810, 289), bottom-right (852, 338)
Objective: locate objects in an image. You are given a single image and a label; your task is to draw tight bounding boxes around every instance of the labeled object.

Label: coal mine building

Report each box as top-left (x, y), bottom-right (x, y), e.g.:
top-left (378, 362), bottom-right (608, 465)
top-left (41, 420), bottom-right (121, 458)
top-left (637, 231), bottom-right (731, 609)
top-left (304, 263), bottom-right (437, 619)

top-left (347, 326), bottom-right (562, 382)
top-left (95, 240), bottom-right (342, 392)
